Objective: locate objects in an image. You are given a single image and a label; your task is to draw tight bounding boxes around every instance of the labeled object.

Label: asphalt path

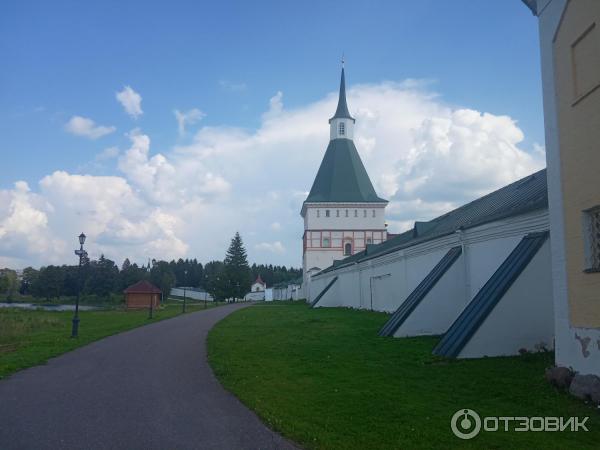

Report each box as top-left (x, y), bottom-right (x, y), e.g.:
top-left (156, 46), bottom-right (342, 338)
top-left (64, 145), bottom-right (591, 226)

top-left (0, 303), bottom-right (297, 450)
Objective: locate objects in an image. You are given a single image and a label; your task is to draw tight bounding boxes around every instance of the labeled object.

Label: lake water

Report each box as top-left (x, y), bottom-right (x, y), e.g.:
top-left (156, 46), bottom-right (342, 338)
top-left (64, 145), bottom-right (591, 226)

top-left (0, 303), bottom-right (101, 311)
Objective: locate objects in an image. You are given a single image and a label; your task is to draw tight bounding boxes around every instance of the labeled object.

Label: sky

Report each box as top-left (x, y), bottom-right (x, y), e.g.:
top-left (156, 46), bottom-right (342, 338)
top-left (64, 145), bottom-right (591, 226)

top-left (0, 0), bottom-right (545, 269)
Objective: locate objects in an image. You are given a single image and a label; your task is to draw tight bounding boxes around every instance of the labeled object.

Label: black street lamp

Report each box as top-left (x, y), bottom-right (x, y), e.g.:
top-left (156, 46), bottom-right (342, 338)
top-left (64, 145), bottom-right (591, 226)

top-left (71, 232), bottom-right (87, 338)
top-left (182, 269), bottom-right (188, 313)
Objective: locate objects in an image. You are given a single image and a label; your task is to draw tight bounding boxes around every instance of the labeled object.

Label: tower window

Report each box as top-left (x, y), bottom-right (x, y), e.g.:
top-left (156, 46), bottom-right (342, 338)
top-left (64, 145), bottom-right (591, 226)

top-left (339, 122), bottom-right (345, 136)
top-left (344, 242), bottom-right (352, 256)
top-left (345, 209), bottom-right (349, 217)
top-left (372, 209), bottom-right (376, 218)
top-left (317, 210), bottom-right (320, 218)
top-left (336, 210), bottom-right (340, 217)
top-left (363, 209), bottom-right (367, 218)
top-left (354, 210), bottom-right (358, 217)
top-left (325, 209), bottom-right (330, 217)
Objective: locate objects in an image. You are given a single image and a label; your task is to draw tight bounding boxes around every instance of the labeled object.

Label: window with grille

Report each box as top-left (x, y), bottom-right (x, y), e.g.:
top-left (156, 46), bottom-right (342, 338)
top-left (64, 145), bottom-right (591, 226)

top-left (584, 206), bottom-right (600, 272)
top-left (339, 122), bottom-right (345, 136)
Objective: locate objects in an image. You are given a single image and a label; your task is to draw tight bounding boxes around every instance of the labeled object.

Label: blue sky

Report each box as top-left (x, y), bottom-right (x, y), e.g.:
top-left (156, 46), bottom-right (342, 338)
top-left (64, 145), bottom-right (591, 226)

top-left (0, 1), bottom-right (545, 268)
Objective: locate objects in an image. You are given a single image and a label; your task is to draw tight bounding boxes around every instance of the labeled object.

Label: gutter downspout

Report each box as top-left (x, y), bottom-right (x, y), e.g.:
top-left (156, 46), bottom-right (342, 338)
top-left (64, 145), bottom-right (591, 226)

top-left (456, 228), bottom-right (470, 303)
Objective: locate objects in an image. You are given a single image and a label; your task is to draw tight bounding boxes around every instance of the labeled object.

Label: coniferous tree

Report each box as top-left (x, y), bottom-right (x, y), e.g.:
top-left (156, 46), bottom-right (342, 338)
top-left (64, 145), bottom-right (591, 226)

top-left (223, 232), bottom-right (251, 301)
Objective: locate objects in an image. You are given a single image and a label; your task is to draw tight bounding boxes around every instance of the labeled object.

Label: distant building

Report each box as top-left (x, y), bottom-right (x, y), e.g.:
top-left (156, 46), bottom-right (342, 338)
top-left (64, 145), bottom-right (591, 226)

top-left (524, 0), bottom-right (600, 376)
top-left (245, 276), bottom-right (267, 301)
top-left (124, 280), bottom-right (161, 310)
top-left (301, 65), bottom-right (389, 286)
top-left (251, 275), bottom-right (266, 292)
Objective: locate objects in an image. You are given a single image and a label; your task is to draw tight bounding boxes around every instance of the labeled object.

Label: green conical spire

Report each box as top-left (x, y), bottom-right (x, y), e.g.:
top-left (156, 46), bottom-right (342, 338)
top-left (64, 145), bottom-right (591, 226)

top-left (330, 67), bottom-right (354, 122)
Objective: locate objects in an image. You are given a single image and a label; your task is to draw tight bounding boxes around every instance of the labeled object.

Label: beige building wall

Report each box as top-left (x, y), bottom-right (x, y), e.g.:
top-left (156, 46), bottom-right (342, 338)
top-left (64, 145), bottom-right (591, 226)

top-left (552, 0), bottom-right (600, 327)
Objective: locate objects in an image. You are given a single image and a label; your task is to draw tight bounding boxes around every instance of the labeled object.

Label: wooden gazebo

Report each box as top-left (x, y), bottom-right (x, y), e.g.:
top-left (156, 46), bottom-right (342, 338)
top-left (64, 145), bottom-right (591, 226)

top-left (123, 280), bottom-right (162, 310)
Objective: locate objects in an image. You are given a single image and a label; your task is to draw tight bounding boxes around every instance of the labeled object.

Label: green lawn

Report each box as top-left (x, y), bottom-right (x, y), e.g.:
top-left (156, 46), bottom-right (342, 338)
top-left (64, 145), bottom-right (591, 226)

top-left (207, 302), bottom-right (600, 450)
top-left (0, 301), bottom-right (222, 379)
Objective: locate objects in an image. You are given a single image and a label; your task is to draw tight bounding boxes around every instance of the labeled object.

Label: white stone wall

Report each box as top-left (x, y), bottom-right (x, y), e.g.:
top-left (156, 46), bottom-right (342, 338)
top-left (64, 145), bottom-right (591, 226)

top-left (394, 255), bottom-right (467, 337)
top-left (310, 210), bottom-right (550, 316)
top-left (329, 118), bottom-right (354, 140)
top-left (303, 202), bottom-right (387, 276)
top-left (170, 288), bottom-right (213, 301)
top-left (304, 204), bottom-right (386, 230)
top-left (459, 240), bottom-right (554, 358)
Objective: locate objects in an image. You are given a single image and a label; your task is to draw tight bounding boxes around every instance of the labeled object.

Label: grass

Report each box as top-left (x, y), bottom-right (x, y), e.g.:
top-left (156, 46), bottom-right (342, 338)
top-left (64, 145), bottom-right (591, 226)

top-left (207, 302), bottom-right (600, 450)
top-left (0, 301), bottom-right (223, 379)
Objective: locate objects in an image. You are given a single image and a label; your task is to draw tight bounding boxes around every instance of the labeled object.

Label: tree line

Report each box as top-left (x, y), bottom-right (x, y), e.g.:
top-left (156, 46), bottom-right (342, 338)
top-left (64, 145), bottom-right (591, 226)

top-left (1, 232), bottom-right (301, 302)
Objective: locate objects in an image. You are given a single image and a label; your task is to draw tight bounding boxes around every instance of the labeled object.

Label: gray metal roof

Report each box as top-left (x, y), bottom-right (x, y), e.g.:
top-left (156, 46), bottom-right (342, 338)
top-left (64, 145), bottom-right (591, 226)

top-left (432, 231), bottom-right (549, 358)
top-left (378, 246), bottom-right (463, 337)
top-left (318, 169), bottom-right (548, 274)
top-left (330, 68), bottom-right (354, 122)
top-left (304, 138), bottom-right (388, 204)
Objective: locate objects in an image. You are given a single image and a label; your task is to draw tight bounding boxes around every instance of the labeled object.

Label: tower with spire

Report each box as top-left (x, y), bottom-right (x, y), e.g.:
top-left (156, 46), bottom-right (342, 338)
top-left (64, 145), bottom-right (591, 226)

top-left (301, 64), bottom-right (388, 281)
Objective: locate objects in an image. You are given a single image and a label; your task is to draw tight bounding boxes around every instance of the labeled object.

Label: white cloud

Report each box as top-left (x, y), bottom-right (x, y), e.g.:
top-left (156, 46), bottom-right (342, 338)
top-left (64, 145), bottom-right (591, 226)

top-left (262, 91), bottom-right (283, 120)
top-left (255, 241), bottom-right (285, 254)
top-left (174, 108), bottom-right (206, 136)
top-left (116, 86), bottom-right (143, 119)
top-left (65, 116), bottom-right (116, 139)
top-left (1, 80), bottom-right (545, 269)
top-left (95, 146), bottom-right (120, 161)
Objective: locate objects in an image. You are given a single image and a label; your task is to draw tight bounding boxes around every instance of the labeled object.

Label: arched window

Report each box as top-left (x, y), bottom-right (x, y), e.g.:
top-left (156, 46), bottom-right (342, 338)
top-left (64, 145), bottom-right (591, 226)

top-left (366, 238), bottom-right (373, 245)
top-left (339, 122), bottom-right (345, 136)
top-left (323, 237), bottom-right (330, 248)
top-left (344, 242), bottom-right (352, 256)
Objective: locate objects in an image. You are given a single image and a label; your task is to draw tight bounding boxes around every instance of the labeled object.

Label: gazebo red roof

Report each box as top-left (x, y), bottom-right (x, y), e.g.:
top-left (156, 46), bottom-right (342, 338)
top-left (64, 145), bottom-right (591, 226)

top-left (123, 280), bottom-right (162, 294)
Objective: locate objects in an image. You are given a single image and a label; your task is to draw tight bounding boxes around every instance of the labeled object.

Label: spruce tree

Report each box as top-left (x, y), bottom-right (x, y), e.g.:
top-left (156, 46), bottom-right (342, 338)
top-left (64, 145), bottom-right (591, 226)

top-left (224, 232), bottom-right (251, 301)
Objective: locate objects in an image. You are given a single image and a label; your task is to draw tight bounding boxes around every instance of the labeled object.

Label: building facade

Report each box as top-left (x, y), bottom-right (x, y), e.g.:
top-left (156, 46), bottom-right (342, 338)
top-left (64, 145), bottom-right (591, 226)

top-left (307, 170), bottom-right (553, 358)
top-left (525, 0), bottom-right (600, 376)
top-left (251, 275), bottom-right (266, 292)
top-left (301, 67), bottom-right (388, 280)
top-left (124, 280), bottom-right (162, 310)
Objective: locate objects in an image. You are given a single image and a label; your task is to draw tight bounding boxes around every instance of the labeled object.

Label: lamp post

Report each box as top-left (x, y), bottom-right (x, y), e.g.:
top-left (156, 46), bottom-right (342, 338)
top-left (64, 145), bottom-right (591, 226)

top-left (71, 232), bottom-right (87, 338)
top-left (182, 269), bottom-right (188, 313)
